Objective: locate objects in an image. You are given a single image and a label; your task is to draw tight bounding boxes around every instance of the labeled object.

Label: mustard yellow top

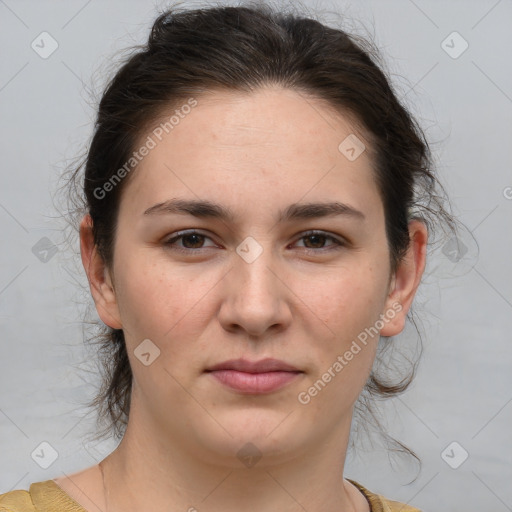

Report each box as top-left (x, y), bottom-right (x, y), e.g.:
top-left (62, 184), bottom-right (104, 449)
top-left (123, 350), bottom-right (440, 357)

top-left (0, 478), bottom-right (421, 511)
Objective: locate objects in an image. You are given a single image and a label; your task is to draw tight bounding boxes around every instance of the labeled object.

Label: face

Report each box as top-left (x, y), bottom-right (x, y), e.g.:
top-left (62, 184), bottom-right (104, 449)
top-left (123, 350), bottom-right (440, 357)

top-left (82, 86), bottom-right (426, 466)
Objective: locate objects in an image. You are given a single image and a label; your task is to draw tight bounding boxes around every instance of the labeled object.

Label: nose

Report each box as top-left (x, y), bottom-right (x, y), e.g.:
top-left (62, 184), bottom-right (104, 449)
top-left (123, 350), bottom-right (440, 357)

top-left (217, 244), bottom-right (293, 339)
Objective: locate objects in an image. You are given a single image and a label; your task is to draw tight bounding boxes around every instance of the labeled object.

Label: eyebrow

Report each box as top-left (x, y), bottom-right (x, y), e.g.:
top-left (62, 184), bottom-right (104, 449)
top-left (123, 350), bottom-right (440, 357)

top-left (143, 198), bottom-right (365, 222)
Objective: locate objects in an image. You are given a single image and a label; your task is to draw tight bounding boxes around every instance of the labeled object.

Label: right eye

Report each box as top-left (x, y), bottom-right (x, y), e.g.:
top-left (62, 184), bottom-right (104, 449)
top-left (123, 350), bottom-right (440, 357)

top-left (163, 230), bottom-right (218, 253)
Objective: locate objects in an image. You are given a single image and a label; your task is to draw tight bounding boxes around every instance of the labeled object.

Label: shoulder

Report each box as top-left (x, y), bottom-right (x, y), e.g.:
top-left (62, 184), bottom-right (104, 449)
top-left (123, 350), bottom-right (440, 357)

top-left (347, 479), bottom-right (422, 512)
top-left (0, 487), bottom-right (35, 512)
top-left (0, 480), bottom-right (85, 512)
top-left (382, 497), bottom-right (422, 512)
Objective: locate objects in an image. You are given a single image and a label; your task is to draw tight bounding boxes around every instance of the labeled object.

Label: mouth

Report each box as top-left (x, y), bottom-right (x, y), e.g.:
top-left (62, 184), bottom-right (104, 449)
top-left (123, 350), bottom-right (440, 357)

top-left (205, 358), bottom-right (304, 394)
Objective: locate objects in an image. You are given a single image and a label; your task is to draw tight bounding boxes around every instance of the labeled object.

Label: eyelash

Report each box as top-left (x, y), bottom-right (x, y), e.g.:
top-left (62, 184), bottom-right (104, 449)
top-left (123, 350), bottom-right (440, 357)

top-left (163, 230), bottom-right (346, 254)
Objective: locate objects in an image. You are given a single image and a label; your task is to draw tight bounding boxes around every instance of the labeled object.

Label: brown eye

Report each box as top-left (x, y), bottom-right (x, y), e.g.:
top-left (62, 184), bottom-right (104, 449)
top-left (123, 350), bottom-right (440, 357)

top-left (180, 233), bottom-right (206, 249)
top-left (164, 231), bottom-right (216, 252)
top-left (303, 234), bottom-right (329, 249)
top-left (295, 231), bottom-right (345, 251)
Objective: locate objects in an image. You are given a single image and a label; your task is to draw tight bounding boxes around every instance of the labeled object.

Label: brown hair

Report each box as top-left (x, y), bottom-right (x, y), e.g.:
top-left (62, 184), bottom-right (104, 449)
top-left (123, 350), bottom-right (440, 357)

top-left (59, 1), bottom-right (457, 466)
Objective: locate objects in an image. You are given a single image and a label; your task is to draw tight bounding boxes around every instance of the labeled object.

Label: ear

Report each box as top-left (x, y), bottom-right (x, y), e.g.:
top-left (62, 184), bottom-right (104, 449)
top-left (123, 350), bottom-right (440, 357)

top-left (380, 219), bottom-right (428, 336)
top-left (80, 214), bottom-right (122, 329)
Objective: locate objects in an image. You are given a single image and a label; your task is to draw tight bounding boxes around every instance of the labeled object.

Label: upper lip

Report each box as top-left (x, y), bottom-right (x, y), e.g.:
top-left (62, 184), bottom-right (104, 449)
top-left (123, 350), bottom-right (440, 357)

top-left (206, 358), bottom-right (301, 373)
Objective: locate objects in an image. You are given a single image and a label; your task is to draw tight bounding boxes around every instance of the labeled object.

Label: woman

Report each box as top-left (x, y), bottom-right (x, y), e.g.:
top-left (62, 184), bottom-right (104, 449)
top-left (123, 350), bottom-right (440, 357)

top-left (0, 3), bottom-right (455, 511)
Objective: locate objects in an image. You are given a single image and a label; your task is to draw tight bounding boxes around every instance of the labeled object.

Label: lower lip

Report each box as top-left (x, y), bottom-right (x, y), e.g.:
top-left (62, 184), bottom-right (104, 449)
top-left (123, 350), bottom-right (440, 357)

top-left (207, 370), bottom-right (302, 394)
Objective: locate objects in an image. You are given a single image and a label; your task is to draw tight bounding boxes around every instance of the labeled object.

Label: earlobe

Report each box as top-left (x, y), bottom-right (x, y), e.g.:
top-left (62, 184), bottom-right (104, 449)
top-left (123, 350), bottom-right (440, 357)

top-left (380, 219), bottom-right (428, 337)
top-left (79, 214), bottom-right (123, 329)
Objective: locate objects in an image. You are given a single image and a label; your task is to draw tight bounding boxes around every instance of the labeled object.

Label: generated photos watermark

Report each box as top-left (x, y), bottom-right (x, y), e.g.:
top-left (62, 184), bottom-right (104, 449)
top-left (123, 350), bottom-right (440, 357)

top-left (297, 302), bottom-right (402, 405)
top-left (93, 97), bottom-right (198, 200)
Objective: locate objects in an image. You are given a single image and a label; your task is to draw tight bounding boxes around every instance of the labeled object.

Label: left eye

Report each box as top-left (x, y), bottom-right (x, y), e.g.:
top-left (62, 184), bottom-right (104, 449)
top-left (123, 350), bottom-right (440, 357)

top-left (294, 231), bottom-right (344, 251)
top-left (163, 230), bottom-right (344, 252)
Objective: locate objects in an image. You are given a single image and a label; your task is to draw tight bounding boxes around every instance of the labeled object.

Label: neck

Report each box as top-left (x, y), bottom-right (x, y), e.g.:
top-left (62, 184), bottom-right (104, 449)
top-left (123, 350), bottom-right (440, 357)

top-left (99, 405), bottom-right (364, 512)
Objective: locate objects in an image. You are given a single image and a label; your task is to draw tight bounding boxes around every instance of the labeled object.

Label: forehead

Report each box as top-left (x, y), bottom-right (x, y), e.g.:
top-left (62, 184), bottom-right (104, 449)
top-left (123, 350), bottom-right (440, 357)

top-left (119, 86), bottom-right (382, 222)
top-left (151, 86), bottom-right (370, 154)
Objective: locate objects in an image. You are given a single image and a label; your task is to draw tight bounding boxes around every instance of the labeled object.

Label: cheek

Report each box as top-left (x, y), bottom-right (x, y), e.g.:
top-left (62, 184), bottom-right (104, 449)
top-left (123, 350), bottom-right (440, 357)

top-left (112, 250), bottom-right (220, 343)
top-left (297, 263), bottom-right (387, 335)
top-left (297, 265), bottom-right (387, 392)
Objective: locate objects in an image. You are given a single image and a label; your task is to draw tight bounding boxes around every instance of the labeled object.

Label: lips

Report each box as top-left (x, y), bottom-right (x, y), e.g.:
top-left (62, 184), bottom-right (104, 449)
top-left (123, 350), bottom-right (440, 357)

top-left (205, 358), bottom-right (303, 394)
top-left (206, 358), bottom-right (300, 373)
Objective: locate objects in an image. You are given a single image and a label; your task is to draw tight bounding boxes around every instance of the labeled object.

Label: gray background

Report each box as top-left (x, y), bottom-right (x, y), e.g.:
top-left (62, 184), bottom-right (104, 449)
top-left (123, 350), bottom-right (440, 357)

top-left (1, 1), bottom-right (511, 511)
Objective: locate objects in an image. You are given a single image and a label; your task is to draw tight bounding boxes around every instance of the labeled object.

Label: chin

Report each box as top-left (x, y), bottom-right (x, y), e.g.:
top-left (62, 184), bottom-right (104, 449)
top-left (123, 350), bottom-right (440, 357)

top-left (188, 409), bottom-right (309, 468)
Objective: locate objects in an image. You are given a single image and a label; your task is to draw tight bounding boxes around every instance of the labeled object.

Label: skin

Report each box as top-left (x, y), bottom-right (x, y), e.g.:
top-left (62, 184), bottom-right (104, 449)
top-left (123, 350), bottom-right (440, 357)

top-left (54, 86), bottom-right (427, 512)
